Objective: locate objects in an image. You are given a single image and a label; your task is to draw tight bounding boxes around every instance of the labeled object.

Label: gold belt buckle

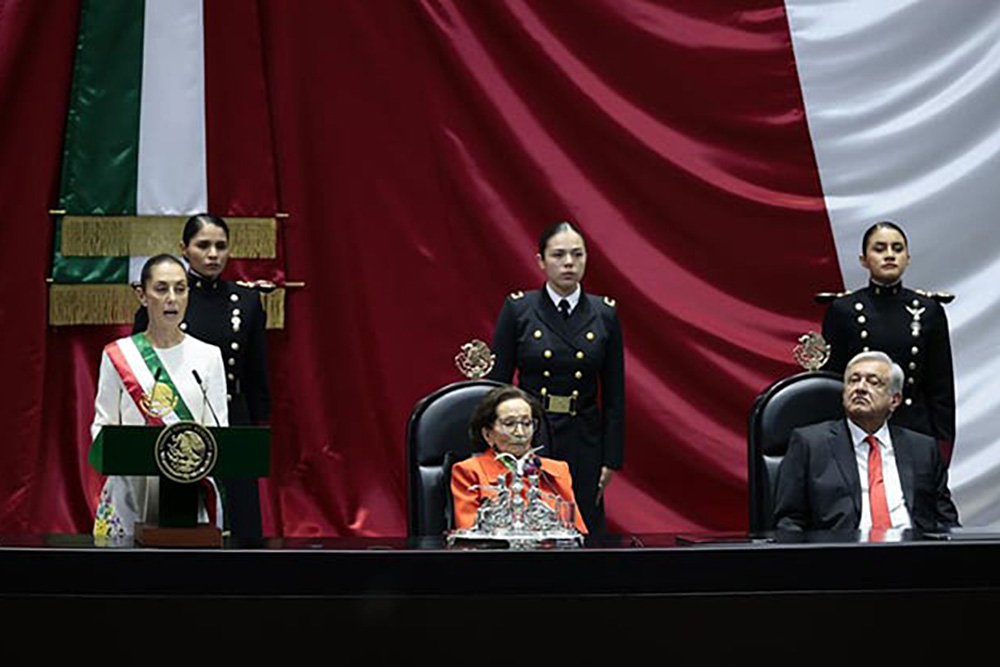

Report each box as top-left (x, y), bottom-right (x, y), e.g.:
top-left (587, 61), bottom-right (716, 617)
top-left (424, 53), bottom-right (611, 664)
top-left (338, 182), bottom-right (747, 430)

top-left (545, 393), bottom-right (577, 416)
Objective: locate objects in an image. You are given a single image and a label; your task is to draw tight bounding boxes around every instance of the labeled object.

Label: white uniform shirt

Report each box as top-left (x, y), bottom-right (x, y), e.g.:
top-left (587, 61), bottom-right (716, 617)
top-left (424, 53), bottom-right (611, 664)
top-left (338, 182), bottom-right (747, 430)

top-left (545, 283), bottom-right (581, 315)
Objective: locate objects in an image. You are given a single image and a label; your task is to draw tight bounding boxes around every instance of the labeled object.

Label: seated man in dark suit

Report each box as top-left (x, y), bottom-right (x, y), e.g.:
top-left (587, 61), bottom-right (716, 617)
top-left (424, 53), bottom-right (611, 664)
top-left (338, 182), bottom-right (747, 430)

top-left (773, 350), bottom-right (959, 532)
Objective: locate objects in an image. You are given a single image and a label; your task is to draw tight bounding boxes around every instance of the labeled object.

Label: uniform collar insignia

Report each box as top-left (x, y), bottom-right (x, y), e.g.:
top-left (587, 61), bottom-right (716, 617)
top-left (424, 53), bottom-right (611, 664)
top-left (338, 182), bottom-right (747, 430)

top-left (188, 270), bottom-right (220, 290)
top-left (869, 279), bottom-right (902, 297)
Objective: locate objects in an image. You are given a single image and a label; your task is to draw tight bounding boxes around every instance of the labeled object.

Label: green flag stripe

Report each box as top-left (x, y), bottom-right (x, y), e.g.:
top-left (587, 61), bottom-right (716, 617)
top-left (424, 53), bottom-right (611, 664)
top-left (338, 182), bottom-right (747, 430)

top-left (58, 0), bottom-right (145, 215)
top-left (50, 218), bottom-right (129, 284)
top-left (131, 333), bottom-right (195, 421)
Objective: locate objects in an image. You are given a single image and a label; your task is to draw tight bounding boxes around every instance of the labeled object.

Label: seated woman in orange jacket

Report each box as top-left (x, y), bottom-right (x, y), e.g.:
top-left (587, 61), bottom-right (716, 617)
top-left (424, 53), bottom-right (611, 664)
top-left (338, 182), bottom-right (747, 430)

top-left (451, 385), bottom-right (588, 533)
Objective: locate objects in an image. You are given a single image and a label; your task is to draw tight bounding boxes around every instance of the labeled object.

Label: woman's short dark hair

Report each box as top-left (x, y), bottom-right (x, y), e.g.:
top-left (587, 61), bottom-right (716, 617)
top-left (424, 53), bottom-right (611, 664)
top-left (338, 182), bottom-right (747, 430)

top-left (139, 254), bottom-right (186, 289)
top-left (468, 385), bottom-right (543, 449)
top-left (182, 213), bottom-right (230, 246)
top-left (537, 220), bottom-right (586, 256)
top-left (861, 221), bottom-right (908, 254)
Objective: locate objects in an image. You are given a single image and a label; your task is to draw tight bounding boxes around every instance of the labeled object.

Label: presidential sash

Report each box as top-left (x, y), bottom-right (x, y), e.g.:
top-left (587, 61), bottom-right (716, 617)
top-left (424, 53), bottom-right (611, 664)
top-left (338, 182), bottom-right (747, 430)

top-left (106, 334), bottom-right (195, 423)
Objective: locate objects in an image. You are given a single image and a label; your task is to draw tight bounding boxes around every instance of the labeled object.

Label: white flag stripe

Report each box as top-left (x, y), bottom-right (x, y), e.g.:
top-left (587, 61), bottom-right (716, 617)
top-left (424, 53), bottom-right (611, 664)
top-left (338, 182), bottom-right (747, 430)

top-left (128, 256), bottom-right (149, 284)
top-left (136, 0), bottom-right (208, 216)
top-left (787, 1), bottom-right (1000, 526)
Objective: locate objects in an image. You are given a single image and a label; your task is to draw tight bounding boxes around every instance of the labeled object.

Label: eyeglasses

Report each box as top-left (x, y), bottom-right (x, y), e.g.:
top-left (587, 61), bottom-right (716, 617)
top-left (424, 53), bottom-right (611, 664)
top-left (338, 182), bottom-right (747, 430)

top-left (494, 418), bottom-right (539, 435)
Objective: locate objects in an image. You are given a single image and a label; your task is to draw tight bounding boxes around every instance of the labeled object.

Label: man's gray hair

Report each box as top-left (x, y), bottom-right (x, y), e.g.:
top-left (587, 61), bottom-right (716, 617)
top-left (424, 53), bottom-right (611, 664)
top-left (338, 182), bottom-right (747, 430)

top-left (844, 350), bottom-right (905, 394)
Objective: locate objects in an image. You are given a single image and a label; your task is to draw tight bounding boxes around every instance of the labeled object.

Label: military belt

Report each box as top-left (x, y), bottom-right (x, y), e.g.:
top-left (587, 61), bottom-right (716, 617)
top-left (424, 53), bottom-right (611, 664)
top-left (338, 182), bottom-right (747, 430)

top-left (543, 393), bottom-right (578, 416)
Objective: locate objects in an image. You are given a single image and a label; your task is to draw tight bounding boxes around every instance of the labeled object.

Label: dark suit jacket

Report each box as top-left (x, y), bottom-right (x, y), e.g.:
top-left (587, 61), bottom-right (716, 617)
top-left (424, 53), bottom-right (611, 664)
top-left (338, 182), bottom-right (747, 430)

top-left (773, 419), bottom-right (959, 532)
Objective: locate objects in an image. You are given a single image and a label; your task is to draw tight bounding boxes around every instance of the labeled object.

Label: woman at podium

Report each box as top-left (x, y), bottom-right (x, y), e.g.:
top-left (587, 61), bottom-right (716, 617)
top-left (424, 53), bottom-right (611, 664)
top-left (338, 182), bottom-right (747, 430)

top-left (451, 385), bottom-right (588, 533)
top-left (91, 254), bottom-right (229, 538)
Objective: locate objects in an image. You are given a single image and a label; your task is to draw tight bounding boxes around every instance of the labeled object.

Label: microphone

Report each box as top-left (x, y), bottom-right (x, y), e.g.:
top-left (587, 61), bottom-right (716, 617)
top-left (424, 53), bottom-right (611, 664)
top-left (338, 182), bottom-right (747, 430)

top-left (192, 369), bottom-right (221, 426)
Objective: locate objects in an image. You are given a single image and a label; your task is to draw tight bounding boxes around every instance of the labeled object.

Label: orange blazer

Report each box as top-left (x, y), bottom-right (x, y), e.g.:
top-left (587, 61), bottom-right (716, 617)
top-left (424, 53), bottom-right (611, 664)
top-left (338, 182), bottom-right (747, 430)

top-left (451, 449), bottom-right (588, 533)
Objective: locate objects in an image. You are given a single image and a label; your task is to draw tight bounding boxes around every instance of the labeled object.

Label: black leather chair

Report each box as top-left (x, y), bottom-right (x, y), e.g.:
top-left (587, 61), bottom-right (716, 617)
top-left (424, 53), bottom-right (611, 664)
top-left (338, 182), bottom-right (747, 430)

top-left (747, 370), bottom-right (844, 532)
top-left (406, 379), bottom-right (503, 537)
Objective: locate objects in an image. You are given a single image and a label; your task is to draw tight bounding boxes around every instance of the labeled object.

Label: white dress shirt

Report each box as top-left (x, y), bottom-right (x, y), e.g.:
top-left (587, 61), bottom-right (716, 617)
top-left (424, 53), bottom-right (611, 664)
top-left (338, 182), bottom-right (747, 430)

top-left (846, 419), bottom-right (912, 530)
top-left (545, 283), bottom-right (581, 314)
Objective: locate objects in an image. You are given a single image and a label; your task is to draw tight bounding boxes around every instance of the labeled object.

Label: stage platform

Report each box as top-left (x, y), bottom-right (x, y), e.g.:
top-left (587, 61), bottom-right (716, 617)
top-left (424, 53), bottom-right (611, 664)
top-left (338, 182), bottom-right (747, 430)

top-left (2, 531), bottom-right (998, 638)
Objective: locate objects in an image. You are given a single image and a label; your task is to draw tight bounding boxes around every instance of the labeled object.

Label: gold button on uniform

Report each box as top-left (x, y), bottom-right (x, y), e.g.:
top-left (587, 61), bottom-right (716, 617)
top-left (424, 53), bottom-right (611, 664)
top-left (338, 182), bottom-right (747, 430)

top-left (575, 351), bottom-right (584, 359)
top-left (543, 350), bottom-right (552, 358)
top-left (533, 329), bottom-right (542, 339)
top-left (540, 388), bottom-right (548, 396)
top-left (231, 342), bottom-right (239, 351)
top-left (860, 331), bottom-right (869, 340)
top-left (572, 390), bottom-right (579, 397)
top-left (543, 370), bottom-right (551, 378)
top-left (228, 358), bottom-right (236, 367)
top-left (586, 332), bottom-right (595, 341)
top-left (574, 371), bottom-right (583, 379)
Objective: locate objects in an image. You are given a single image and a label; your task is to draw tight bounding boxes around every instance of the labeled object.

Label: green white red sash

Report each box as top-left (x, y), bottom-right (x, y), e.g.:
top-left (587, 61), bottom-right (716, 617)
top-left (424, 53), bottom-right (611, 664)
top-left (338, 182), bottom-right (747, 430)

top-left (105, 334), bottom-right (194, 424)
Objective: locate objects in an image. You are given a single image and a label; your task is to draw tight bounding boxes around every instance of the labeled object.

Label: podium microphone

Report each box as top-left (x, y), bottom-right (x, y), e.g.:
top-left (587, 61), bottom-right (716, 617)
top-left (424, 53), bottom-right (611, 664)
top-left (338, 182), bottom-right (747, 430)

top-left (191, 369), bottom-right (221, 426)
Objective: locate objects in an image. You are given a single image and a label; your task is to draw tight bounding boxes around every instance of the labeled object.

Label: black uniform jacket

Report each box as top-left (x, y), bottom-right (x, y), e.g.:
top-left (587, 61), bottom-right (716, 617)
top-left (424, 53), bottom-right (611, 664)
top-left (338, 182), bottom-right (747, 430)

top-left (822, 281), bottom-right (955, 446)
top-left (487, 288), bottom-right (625, 470)
top-left (134, 271), bottom-right (271, 426)
top-left (773, 419), bottom-right (959, 532)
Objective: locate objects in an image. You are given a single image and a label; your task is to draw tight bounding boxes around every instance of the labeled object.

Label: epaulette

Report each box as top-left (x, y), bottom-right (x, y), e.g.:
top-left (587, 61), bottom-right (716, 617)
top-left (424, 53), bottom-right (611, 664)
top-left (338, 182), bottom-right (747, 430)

top-left (914, 289), bottom-right (955, 304)
top-left (602, 295), bottom-right (617, 308)
top-left (236, 280), bottom-right (278, 294)
top-left (813, 289), bottom-right (852, 304)
top-left (508, 290), bottom-right (525, 300)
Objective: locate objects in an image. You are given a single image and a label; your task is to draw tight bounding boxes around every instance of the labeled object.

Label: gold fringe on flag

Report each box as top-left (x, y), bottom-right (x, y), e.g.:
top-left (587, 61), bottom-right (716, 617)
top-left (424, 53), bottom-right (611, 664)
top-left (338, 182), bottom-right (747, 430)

top-left (261, 288), bottom-right (285, 330)
top-left (227, 218), bottom-right (278, 259)
top-left (60, 216), bottom-right (277, 258)
top-left (49, 283), bottom-right (288, 329)
top-left (48, 284), bottom-right (140, 326)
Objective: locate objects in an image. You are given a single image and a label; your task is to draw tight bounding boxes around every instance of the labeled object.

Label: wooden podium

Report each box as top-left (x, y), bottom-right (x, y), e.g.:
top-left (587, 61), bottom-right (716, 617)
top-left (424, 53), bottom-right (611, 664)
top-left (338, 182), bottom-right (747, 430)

top-left (90, 425), bottom-right (270, 547)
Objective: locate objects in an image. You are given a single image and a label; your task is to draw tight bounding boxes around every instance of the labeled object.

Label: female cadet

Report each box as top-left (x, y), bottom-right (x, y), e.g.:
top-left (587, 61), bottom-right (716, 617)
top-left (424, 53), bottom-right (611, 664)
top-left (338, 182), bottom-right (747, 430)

top-left (135, 214), bottom-right (270, 538)
top-left (821, 221), bottom-right (956, 461)
top-left (488, 221), bottom-right (625, 533)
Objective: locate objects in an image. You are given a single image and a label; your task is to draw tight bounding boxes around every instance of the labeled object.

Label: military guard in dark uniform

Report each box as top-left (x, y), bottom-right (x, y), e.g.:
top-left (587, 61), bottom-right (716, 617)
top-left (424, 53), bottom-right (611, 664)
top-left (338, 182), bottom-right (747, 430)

top-left (135, 214), bottom-right (271, 538)
top-left (488, 222), bottom-right (625, 533)
top-left (819, 221), bottom-right (955, 462)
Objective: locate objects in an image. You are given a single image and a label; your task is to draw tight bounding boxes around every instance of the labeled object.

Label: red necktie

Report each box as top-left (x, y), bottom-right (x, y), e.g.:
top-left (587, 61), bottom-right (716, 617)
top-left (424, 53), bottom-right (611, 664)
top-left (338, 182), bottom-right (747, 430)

top-left (866, 435), bottom-right (892, 529)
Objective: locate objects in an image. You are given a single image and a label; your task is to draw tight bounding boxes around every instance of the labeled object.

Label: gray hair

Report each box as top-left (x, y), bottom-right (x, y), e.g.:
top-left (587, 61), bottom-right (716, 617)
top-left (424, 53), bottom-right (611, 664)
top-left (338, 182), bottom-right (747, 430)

top-left (844, 351), bottom-right (905, 394)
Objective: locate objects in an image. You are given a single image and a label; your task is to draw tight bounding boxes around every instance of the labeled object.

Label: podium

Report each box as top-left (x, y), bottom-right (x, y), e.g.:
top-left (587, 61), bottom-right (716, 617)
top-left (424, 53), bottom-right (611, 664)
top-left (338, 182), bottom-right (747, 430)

top-left (90, 425), bottom-right (270, 547)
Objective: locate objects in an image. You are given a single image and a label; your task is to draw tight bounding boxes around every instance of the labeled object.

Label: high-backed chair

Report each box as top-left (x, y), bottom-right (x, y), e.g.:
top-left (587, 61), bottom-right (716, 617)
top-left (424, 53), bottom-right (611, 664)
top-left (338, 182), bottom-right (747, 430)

top-left (406, 379), bottom-right (503, 537)
top-left (747, 370), bottom-right (844, 532)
